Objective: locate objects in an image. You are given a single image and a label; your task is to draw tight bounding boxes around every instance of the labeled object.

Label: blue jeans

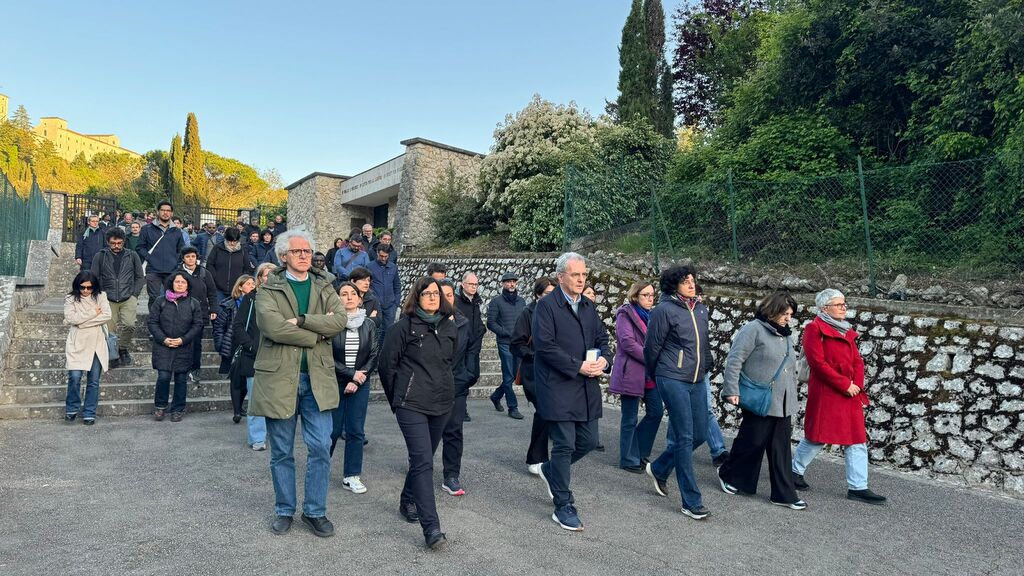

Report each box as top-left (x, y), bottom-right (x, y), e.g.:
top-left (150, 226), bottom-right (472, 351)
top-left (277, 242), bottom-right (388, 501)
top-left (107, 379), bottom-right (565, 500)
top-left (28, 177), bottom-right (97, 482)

top-left (792, 439), bottom-right (869, 490)
top-left (265, 373), bottom-right (333, 518)
top-left (66, 355), bottom-right (102, 419)
top-left (245, 377), bottom-right (267, 445)
top-left (378, 306), bottom-right (396, 346)
top-left (650, 376), bottom-right (709, 510)
top-left (705, 374), bottom-right (727, 458)
top-left (545, 419), bottom-right (599, 508)
top-left (154, 370), bottom-right (188, 413)
top-left (331, 379), bottom-right (370, 477)
top-left (491, 342), bottom-right (519, 410)
top-left (619, 386), bottom-right (664, 468)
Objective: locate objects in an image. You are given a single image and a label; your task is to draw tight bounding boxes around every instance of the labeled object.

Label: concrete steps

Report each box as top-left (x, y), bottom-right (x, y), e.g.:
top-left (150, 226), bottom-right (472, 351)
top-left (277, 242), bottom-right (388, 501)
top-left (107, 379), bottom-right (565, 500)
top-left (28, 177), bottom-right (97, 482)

top-left (1, 294), bottom-right (508, 420)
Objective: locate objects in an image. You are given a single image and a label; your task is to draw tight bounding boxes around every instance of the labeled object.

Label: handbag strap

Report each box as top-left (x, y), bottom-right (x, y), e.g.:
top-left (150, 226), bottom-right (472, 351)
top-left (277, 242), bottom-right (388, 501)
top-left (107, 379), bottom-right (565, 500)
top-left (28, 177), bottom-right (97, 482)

top-left (769, 339), bottom-right (791, 384)
top-left (244, 297), bottom-right (254, 331)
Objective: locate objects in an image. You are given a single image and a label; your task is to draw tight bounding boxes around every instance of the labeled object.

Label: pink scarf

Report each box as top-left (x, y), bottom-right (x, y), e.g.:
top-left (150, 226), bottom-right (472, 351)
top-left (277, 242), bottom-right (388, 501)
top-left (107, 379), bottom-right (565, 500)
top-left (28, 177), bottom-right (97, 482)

top-left (165, 289), bottom-right (188, 302)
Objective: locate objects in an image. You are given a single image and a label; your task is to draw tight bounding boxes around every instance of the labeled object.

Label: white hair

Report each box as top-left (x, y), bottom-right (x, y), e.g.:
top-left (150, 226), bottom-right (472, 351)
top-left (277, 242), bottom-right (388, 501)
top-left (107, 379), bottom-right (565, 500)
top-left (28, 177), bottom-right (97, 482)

top-left (815, 288), bottom-right (845, 309)
top-left (461, 271), bottom-right (478, 281)
top-left (555, 252), bottom-right (587, 274)
top-left (274, 227), bottom-right (316, 260)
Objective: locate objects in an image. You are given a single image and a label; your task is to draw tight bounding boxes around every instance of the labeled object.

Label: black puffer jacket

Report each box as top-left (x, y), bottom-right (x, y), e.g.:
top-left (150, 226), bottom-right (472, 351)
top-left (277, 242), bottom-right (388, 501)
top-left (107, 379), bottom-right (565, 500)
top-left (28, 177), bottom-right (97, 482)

top-left (174, 264), bottom-right (217, 320)
top-left (206, 242), bottom-right (254, 294)
top-left (362, 289), bottom-right (383, 328)
top-left (379, 313), bottom-right (457, 416)
top-left (213, 296), bottom-right (239, 372)
top-left (148, 279), bottom-right (204, 373)
top-left (331, 317), bottom-right (379, 385)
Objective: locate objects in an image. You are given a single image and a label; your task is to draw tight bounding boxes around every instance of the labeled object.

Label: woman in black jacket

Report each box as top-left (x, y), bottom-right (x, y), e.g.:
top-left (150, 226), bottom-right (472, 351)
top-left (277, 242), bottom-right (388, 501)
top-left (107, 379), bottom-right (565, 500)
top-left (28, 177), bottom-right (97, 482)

top-left (511, 276), bottom-right (557, 475)
top-left (329, 281), bottom-right (379, 495)
top-left (440, 280), bottom-right (473, 497)
top-left (379, 276), bottom-right (457, 550)
top-left (215, 274), bottom-right (255, 419)
top-left (231, 263), bottom-right (273, 449)
top-left (347, 266), bottom-right (381, 328)
top-left (148, 273), bottom-right (204, 422)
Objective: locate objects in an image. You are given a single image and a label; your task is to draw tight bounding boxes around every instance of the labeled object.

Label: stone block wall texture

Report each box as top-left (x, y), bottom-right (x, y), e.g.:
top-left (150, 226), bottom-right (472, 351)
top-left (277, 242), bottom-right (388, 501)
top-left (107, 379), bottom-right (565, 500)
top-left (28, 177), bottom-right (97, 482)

top-left (398, 254), bottom-right (1024, 496)
top-left (287, 174), bottom-right (366, 254)
top-left (395, 142), bottom-right (483, 251)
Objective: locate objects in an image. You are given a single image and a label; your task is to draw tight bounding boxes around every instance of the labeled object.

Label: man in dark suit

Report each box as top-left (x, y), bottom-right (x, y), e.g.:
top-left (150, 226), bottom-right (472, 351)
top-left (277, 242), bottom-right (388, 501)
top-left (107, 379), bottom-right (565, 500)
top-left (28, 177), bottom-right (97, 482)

top-left (532, 252), bottom-right (611, 532)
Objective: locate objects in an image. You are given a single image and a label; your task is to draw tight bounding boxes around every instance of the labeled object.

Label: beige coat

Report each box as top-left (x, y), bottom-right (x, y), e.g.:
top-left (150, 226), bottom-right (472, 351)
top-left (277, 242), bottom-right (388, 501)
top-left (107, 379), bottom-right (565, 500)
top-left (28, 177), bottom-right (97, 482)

top-left (64, 293), bottom-right (113, 371)
top-left (249, 268), bottom-right (347, 419)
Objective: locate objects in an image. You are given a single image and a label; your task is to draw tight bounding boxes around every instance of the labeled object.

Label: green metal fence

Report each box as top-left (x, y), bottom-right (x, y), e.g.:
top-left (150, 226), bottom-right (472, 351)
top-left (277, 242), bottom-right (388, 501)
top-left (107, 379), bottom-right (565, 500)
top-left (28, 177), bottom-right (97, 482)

top-left (0, 171), bottom-right (51, 277)
top-left (564, 152), bottom-right (1024, 293)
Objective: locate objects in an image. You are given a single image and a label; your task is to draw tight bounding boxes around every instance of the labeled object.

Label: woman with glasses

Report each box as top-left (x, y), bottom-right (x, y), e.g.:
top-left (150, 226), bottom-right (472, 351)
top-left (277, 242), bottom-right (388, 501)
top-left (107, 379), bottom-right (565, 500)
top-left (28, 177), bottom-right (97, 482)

top-left (63, 271), bottom-right (113, 425)
top-left (792, 289), bottom-right (886, 505)
top-left (610, 281), bottom-right (660, 473)
top-left (231, 263), bottom-right (274, 450)
top-left (379, 277), bottom-right (457, 550)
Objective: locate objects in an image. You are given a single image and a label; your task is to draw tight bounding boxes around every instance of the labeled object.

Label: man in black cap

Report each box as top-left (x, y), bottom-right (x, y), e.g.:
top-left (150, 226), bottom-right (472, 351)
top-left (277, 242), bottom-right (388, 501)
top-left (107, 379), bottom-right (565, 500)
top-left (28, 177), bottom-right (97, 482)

top-left (487, 271), bottom-right (527, 419)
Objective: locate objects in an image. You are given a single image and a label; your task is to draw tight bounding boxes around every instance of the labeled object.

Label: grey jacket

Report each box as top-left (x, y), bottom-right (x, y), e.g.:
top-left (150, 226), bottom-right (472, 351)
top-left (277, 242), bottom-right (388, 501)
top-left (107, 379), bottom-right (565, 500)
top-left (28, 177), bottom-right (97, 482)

top-left (90, 248), bottom-right (144, 303)
top-left (721, 319), bottom-right (798, 418)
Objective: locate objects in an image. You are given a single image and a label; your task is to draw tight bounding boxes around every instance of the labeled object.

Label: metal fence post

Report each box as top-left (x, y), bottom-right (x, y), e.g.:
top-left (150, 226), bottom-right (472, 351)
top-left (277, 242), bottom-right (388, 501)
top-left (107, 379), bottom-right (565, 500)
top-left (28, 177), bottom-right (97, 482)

top-left (857, 156), bottom-right (877, 297)
top-left (728, 169), bottom-right (739, 261)
top-left (562, 164), bottom-right (573, 251)
top-left (650, 181), bottom-right (660, 274)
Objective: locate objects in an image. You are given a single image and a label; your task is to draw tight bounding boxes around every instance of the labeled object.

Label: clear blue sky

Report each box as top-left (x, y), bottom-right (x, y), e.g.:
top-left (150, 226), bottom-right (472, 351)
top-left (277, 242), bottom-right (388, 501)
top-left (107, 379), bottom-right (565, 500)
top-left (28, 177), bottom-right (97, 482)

top-left (2, 0), bottom-right (682, 186)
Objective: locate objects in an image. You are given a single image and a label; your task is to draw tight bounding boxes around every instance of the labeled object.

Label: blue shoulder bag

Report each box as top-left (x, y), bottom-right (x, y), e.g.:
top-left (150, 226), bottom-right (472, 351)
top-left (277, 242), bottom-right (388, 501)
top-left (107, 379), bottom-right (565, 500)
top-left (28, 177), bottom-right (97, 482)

top-left (737, 340), bottom-right (789, 417)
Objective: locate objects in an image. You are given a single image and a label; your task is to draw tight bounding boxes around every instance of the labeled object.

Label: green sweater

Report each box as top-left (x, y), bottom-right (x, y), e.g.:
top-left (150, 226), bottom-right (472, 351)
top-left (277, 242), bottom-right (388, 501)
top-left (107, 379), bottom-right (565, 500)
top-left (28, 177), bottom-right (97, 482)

top-left (287, 276), bottom-right (312, 372)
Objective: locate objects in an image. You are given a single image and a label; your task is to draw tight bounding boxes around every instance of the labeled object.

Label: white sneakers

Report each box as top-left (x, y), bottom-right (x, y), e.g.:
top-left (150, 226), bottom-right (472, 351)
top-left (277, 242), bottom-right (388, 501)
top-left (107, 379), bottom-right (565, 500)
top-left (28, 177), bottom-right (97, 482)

top-left (528, 463), bottom-right (542, 476)
top-left (343, 476), bottom-right (367, 494)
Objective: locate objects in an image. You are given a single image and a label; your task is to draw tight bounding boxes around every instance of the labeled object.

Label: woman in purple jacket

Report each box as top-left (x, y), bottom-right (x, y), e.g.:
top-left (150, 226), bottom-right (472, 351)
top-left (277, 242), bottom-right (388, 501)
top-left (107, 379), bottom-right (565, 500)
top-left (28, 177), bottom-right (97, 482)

top-left (610, 281), bottom-right (659, 472)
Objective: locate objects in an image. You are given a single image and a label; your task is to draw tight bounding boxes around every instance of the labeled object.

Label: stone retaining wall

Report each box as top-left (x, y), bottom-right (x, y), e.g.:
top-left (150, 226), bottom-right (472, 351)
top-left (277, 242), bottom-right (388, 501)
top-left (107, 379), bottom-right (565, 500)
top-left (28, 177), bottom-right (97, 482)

top-left (398, 254), bottom-right (1024, 496)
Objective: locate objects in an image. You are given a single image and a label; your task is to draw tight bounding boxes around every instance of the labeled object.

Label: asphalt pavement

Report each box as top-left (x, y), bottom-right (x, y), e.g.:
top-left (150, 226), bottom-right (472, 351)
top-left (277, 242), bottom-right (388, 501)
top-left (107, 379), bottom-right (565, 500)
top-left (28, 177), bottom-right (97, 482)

top-left (1, 400), bottom-right (1021, 576)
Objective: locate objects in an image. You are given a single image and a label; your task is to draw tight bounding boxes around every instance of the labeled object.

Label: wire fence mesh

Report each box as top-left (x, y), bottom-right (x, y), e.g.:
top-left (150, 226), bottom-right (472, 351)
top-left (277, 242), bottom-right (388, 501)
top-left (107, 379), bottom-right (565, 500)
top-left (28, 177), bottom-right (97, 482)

top-left (565, 152), bottom-right (1024, 292)
top-left (0, 170), bottom-right (51, 277)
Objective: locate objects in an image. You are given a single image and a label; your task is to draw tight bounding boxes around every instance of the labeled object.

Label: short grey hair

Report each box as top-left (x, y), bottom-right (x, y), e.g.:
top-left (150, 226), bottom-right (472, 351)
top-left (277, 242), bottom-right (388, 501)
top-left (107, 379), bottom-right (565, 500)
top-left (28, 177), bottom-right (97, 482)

top-left (815, 288), bottom-right (845, 309)
top-left (461, 271), bottom-right (478, 281)
top-left (274, 227), bottom-right (317, 260)
top-left (555, 252), bottom-right (587, 274)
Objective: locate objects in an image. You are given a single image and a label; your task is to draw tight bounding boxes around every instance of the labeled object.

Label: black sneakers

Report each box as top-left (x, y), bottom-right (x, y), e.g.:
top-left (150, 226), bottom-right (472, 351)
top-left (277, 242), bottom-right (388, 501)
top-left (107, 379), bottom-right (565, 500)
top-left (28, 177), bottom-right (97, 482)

top-left (646, 462), bottom-right (669, 497)
top-left (847, 488), bottom-right (887, 505)
top-left (119, 350), bottom-right (134, 366)
top-left (425, 530), bottom-right (447, 550)
top-left (400, 502), bottom-right (420, 523)
top-left (508, 408), bottom-right (524, 420)
top-left (271, 515), bottom-right (292, 535)
top-left (712, 451), bottom-right (730, 468)
top-left (301, 514), bottom-right (335, 537)
top-left (490, 395), bottom-right (504, 412)
top-left (793, 472), bottom-right (810, 491)
top-left (681, 505), bottom-right (710, 520)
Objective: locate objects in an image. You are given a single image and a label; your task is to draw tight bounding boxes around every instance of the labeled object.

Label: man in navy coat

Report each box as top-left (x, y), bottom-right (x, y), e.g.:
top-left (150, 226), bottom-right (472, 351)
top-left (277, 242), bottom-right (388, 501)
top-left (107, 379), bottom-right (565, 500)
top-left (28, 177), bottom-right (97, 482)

top-left (532, 252), bottom-right (611, 532)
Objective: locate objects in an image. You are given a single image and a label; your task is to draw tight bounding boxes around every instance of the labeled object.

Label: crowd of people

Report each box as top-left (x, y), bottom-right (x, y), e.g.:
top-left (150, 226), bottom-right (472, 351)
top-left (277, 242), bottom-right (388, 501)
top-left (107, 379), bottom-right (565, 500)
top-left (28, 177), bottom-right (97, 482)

top-left (62, 200), bottom-right (887, 550)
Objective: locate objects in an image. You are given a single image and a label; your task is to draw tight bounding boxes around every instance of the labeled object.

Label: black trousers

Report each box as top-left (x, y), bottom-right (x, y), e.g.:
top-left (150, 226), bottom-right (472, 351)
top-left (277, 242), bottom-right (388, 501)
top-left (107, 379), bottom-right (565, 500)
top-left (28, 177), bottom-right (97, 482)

top-left (523, 383), bottom-right (549, 465)
top-left (441, 395), bottom-right (468, 479)
top-left (718, 411), bottom-right (798, 503)
top-left (230, 369), bottom-right (248, 416)
top-left (547, 419), bottom-right (598, 508)
top-left (145, 273), bottom-right (169, 303)
top-left (396, 407), bottom-right (449, 535)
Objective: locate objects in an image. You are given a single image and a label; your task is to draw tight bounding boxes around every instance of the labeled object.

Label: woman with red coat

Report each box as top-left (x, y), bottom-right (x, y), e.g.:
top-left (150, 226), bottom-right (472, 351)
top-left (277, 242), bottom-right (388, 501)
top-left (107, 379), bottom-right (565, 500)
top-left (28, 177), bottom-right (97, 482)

top-left (792, 289), bottom-right (886, 505)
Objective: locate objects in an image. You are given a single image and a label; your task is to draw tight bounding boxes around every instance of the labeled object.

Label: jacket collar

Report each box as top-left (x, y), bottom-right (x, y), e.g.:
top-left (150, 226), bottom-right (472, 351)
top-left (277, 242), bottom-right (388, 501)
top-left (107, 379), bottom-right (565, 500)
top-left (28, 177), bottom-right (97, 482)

top-left (812, 316), bottom-right (857, 341)
top-left (457, 287), bottom-right (482, 305)
top-left (552, 285), bottom-right (590, 312)
top-left (618, 303), bottom-right (648, 335)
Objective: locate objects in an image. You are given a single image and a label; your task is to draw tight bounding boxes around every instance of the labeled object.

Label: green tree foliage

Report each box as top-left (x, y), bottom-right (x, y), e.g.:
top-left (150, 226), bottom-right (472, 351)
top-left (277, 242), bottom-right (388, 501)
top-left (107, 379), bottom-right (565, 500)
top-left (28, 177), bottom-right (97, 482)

top-left (168, 133), bottom-right (184, 201)
top-left (427, 163), bottom-right (495, 243)
top-left (616, 0), bottom-right (658, 126)
top-left (205, 151), bottom-right (287, 208)
top-left (182, 112), bottom-right (207, 205)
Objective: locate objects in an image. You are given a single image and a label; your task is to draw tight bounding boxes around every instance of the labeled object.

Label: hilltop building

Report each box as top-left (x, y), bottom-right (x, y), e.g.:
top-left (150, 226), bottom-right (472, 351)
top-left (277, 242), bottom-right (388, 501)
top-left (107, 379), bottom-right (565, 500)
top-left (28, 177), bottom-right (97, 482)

top-left (32, 117), bottom-right (141, 162)
top-left (286, 137), bottom-right (484, 252)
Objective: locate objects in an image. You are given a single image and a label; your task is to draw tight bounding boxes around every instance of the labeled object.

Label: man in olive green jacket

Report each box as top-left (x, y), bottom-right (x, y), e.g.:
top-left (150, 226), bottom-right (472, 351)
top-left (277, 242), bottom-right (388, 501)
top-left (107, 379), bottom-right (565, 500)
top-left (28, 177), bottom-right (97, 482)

top-left (250, 229), bottom-right (346, 538)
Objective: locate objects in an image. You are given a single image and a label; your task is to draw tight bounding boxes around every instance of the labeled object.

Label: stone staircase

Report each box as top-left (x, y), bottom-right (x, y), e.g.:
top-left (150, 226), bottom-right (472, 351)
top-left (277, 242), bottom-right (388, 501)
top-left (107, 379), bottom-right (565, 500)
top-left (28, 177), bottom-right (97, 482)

top-left (0, 250), bottom-right (504, 419)
top-left (0, 299), bottom-right (503, 419)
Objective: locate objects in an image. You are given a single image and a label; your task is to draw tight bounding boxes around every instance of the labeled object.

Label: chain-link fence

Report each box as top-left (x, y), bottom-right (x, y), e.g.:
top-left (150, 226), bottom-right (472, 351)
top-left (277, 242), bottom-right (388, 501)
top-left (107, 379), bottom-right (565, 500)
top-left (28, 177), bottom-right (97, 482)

top-left (0, 170), bottom-right (51, 277)
top-left (565, 152), bottom-right (1024, 292)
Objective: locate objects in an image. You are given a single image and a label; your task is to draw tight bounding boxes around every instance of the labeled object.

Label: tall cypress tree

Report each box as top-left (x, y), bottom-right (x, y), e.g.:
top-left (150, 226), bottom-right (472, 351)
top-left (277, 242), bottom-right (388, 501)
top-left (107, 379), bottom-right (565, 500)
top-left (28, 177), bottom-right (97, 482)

top-left (616, 0), bottom-right (657, 125)
top-left (645, 0), bottom-right (675, 136)
top-left (182, 112), bottom-right (207, 205)
top-left (656, 65), bottom-right (675, 137)
top-left (168, 134), bottom-right (184, 202)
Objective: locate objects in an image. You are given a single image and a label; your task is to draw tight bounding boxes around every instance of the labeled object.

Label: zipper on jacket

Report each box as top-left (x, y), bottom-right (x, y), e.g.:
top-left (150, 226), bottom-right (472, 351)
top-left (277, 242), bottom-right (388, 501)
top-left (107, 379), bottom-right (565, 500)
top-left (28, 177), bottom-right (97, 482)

top-left (401, 373), bottom-right (415, 408)
top-left (688, 307), bottom-right (701, 382)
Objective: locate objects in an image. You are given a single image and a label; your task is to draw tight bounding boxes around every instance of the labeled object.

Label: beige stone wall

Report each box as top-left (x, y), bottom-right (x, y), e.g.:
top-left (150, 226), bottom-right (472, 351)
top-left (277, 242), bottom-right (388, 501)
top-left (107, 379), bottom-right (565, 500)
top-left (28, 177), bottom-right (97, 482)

top-left (287, 174), bottom-right (378, 253)
top-left (395, 142), bottom-right (483, 251)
